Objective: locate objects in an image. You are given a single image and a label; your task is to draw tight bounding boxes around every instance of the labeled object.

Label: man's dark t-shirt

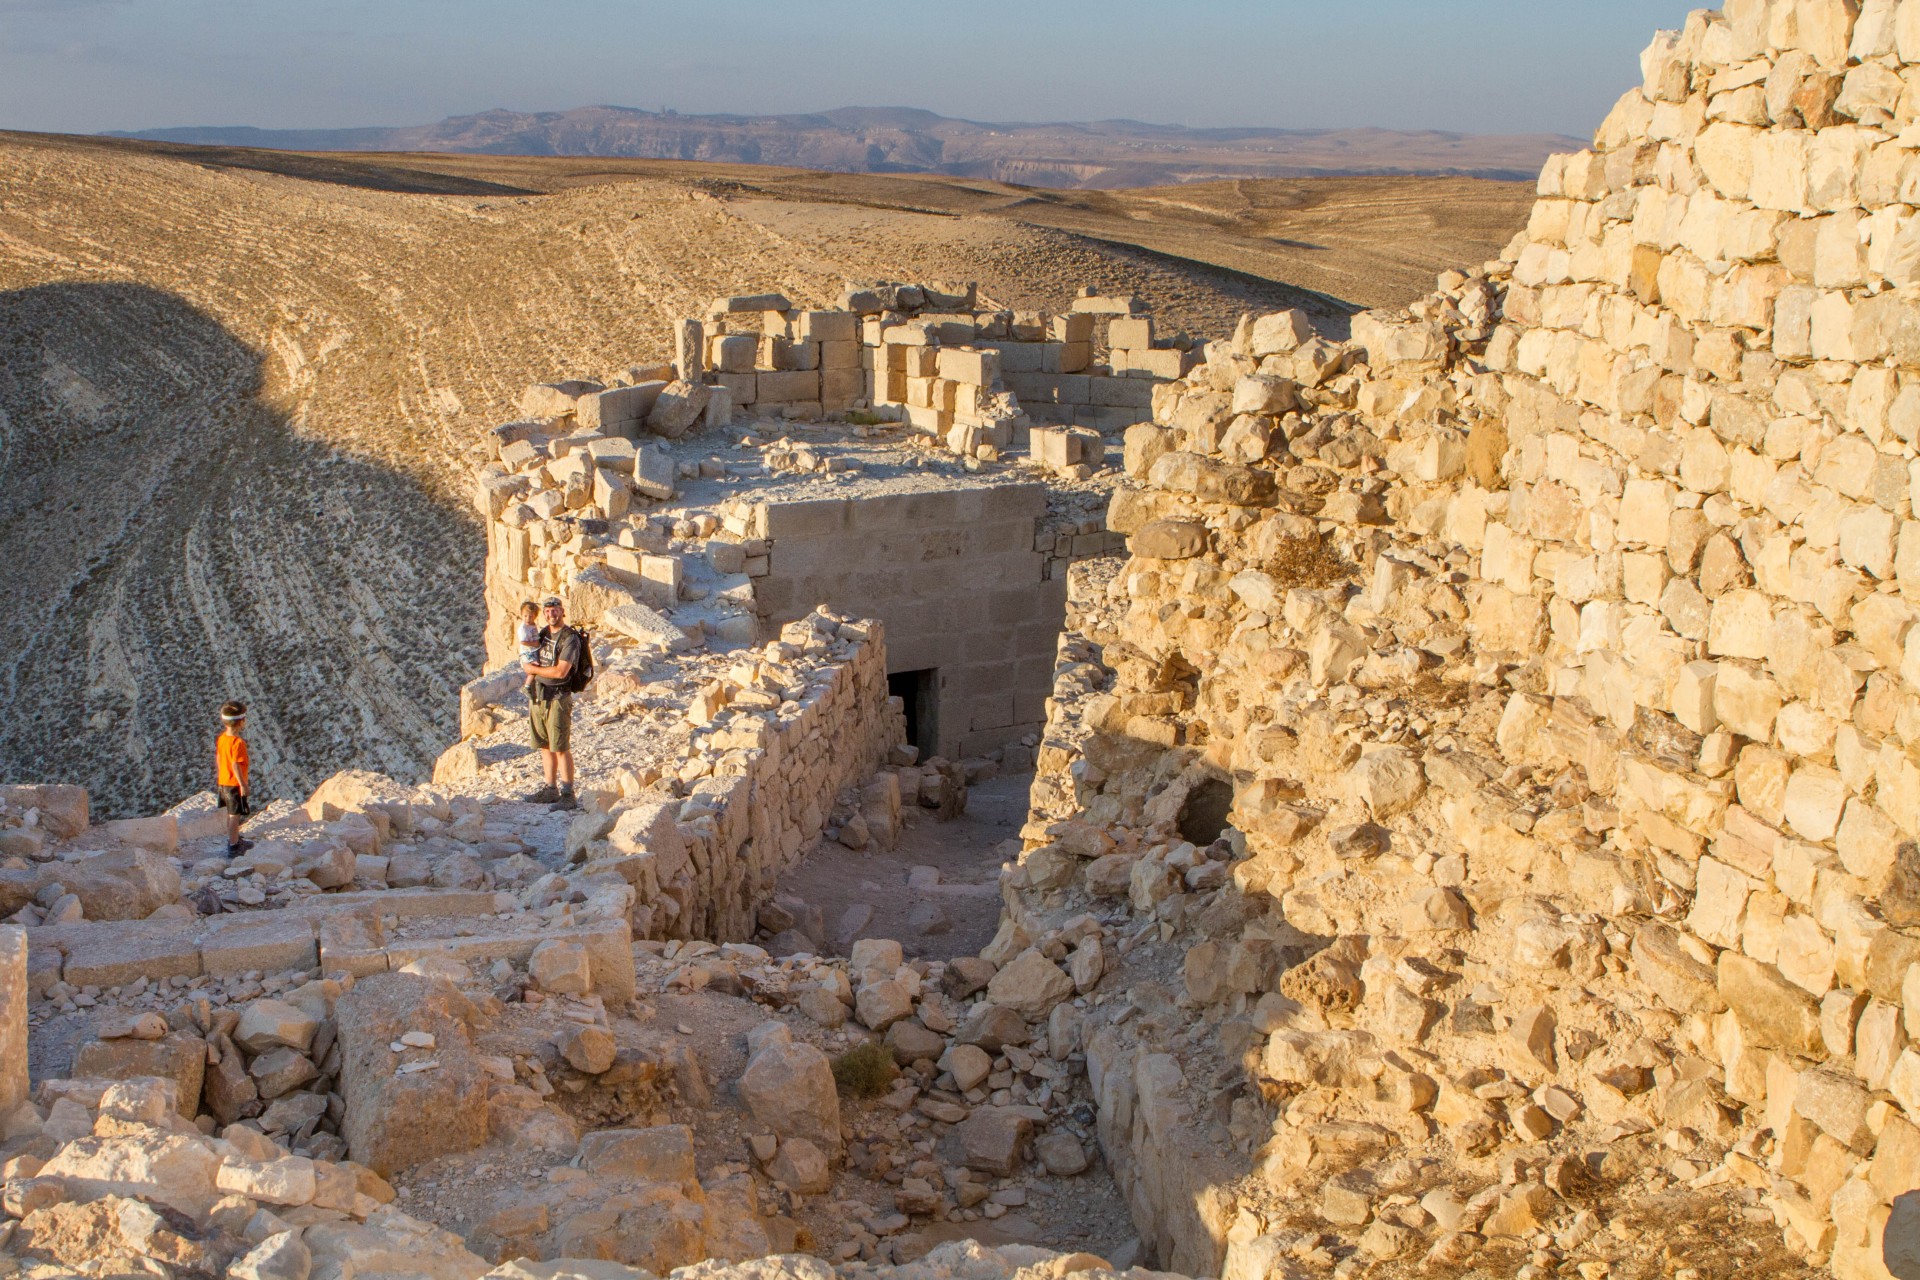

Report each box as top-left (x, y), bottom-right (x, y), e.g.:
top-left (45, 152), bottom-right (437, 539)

top-left (536, 625), bottom-right (583, 698)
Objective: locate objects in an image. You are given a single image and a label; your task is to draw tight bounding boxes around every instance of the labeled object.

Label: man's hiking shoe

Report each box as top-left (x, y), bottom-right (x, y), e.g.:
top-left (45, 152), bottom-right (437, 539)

top-left (553, 789), bottom-right (578, 812)
top-left (227, 839), bottom-right (255, 858)
top-left (523, 785), bottom-right (561, 805)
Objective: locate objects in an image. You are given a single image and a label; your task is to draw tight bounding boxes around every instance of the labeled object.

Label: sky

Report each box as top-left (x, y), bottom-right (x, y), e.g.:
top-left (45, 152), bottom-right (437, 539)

top-left (0, 0), bottom-right (1701, 140)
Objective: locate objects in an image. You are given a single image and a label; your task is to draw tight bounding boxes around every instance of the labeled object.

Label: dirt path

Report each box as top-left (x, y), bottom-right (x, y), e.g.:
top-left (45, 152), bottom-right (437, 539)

top-left (774, 772), bottom-right (1032, 962)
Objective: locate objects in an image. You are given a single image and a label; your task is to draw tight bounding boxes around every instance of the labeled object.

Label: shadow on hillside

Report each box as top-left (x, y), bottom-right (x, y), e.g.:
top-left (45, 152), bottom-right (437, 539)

top-left (0, 281), bottom-right (483, 819)
top-left (0, 130), bottom-right (535, 197)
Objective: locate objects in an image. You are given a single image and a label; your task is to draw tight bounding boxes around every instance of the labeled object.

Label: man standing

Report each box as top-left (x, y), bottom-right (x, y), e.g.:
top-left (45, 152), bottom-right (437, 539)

top-left (521, 596), bottom-right (582, 810)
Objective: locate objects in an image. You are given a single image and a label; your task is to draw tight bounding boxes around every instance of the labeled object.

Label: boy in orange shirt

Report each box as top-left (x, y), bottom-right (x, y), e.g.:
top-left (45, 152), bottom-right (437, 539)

top-left (216, 700), bottom-right (254, 857)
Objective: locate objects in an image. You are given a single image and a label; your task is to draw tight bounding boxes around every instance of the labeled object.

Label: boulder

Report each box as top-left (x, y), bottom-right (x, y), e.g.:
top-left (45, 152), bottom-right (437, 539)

top-left (940, 1043), bottom-right (993, 1092)
top-left (40, 1131), bottom-right (221, 1219)
top-left (230, 1230), bottom-right (312, 1280)
top-left (766, 1136), bottom-right (832, 1194)
top-left (303, 769), bottom-right (407, 824)
top-left (884, 1020), bottom-right (946, 1065)
top-left (530, 940), bottom-right (593, 995)
top-left (578, 1125), bottom-right (698, 1191)
top-left (41, 849), bottom-right (179, 920)
top-left (557, 1024), bottom-right (616, 1074)
top-left (1035, 1133), bottom-right (1090, 1175)
top-left (16, 1196), bottom-right (207, 1272)
top-left (948, 1110), bottom-right (1032, 1176)
top-left (235, 999), bottom-right (322, 1055)
top-left (737, 1040), bottom-right (842, 1159)
top-left (333, 973), bottom-right (488, 1176)
top-left (647, 381), bottom-right (711, 439)
top-left (1347, 747), bottom-right (1427, 818)
top-left (1719, 952), bottom-right (1821, 1055)
top-left (985, 949), bottom-right (1075, 1020)
top-left (855, 978), bottom-right (914, 1031)
top-left (0, 784), bottom-right (88, 838)
top-left (956, 1002), bottom-right (1029, 1051)
top-left (1132, 520), bottom-right (1210, 560)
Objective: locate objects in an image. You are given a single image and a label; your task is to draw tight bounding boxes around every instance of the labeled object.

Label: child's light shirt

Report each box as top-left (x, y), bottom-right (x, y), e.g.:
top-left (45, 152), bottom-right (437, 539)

top-left (518, 620), bottom-right (541, 663)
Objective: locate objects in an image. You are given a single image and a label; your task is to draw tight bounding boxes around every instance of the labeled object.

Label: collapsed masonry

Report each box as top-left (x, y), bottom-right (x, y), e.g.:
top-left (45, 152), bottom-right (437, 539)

top-left (996, 3), bottom-right (1920, 1277)
top-left (6, 2), bottom-right (1920, 1277)
top-left (476, 283), bottom-right (1145, 763)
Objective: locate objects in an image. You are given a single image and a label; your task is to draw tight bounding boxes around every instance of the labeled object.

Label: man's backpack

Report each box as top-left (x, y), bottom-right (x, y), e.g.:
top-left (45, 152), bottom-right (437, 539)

top-left (563, 626), bottom-right (594, 693)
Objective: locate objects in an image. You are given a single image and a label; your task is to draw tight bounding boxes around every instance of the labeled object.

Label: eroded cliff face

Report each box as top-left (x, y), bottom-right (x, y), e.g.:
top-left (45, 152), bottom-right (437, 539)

top-left (1002, 3), bottom-right (1920, 1275)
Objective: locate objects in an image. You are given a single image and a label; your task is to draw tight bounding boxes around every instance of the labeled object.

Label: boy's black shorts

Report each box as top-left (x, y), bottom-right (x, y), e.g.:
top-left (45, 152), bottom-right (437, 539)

top-left (217, 786), bottom-right (251, 817)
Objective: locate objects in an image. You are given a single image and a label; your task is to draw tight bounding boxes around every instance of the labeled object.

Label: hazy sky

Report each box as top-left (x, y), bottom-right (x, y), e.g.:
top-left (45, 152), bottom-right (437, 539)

top-left (0, 0), bottom-right (1699, 139)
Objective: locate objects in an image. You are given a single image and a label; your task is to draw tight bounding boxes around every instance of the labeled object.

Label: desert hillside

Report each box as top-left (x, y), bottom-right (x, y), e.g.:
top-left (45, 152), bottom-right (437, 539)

top-left (0, 131), bottom-right (1531, 816)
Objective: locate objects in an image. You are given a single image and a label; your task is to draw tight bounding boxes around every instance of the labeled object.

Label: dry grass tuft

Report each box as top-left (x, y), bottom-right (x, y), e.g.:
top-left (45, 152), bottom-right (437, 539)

top-left (832, 1039), bottom-right (900, 1097)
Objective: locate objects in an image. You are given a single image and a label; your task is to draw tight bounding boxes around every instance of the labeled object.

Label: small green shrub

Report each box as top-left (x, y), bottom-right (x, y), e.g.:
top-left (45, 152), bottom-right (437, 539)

top-left (832, 1039), bottom-right (899, 1098)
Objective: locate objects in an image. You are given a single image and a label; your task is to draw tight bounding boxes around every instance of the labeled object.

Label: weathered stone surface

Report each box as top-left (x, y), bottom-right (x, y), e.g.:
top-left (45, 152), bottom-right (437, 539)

top-left (44, 850), bottom-right (179, 920)
top-left (1347, 747), bottom-right (1426, 817)
top-left (39, 1132), bottom-right (221, 1219)
top-left (0, 784), bottom-right (87, 837)
top-left (558, 1024), bottom-right (617, 1074)
top-left (530, 940), bottom-right (592, 995)
top-left (737, 1040), bottom-right (841, 1159)
top-left (948, 1110), bottom-right (1032, 1176)
top-left (578, 1125), bottom-right (698, 1189)
top-left (984, 948), bottom-right (1075, 1020)
top-left (333, 972), bottom-right (488, 1176)
top-left (1133, 520), bottom-right (1210, 560)
top-left (234, 999), bottom-right (321, 1055)
top-left (1631, 923), bottom-right (1726, 1014)
top-left (0, 928), bottom-right (25, 1118)
top-left (1719, 951), bottom-right (1822, 1056)
top-left (854, 978), bottom-right (914, 1031)
top-left (73, 1034), bottom-right (205, 1117)
top-left (765, 1136), bottom-right (832, 1194)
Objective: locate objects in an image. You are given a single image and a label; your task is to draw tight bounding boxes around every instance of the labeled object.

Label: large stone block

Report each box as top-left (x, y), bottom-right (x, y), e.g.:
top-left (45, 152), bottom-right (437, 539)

top-left (58, 924), bottom-right (201, 987)
top-left (333, 973), bottom-right (488, 1176)
top-left (0, 785), bottom-right (87, 838)
top-left (72, 1033), bottom-right (205, 1117)
top-left (1719, 951), bottom-right (1823, 1056)
top-left (0, 929), bottom-right (24, 1118)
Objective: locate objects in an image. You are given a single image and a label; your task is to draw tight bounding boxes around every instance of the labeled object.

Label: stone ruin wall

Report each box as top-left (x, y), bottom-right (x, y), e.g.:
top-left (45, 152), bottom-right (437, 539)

top-left (990, 3), bottom-right (1920, 1276)
top-left (15, 5), bottom-right (1920, 1275)
top-left (473, 281), bottom-right (1140, 763)
top-left (576, 614), bottom-right (909, 945)
top-left (684, 283), bottom-right (1186, 444)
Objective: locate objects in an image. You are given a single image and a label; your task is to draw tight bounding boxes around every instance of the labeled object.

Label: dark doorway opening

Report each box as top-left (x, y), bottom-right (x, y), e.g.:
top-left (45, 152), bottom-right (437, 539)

top-left (889, 668), bottom-right (939, 758)
top-left (1177, 777), bottom-right (1235, 846)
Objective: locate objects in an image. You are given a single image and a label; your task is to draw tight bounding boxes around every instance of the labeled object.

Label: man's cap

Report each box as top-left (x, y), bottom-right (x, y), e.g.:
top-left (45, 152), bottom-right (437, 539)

top-left (542, 596), bottom-right (564, 608)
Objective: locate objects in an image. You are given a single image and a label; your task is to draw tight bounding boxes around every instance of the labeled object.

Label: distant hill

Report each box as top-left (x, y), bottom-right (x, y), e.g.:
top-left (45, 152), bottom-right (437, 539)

top-left (111, 105), bottom-right (1578, 188)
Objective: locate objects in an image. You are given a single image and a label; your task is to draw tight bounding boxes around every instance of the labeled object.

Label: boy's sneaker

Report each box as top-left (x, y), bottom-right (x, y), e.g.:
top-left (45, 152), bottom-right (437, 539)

top-left (553, 787), bottom-right (578, 812)
top-left (523, 784), bottom-right (561, 805)
top-left (227, 839), bottom-right (255, 858)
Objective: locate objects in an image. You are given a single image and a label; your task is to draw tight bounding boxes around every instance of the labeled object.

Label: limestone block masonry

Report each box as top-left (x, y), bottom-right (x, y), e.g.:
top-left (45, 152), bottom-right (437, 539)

top-left (990, 3), bottom-right (1920, 1274)
top-left (736, 485), bottom-right (1069, 761)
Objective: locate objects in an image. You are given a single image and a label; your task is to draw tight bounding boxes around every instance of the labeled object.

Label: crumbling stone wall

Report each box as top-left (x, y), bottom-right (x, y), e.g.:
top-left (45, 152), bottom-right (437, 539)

top-left (1004, 3), bottom-right (1920, 1273)
top-left (683, 283), bottom-right (1180, 445)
